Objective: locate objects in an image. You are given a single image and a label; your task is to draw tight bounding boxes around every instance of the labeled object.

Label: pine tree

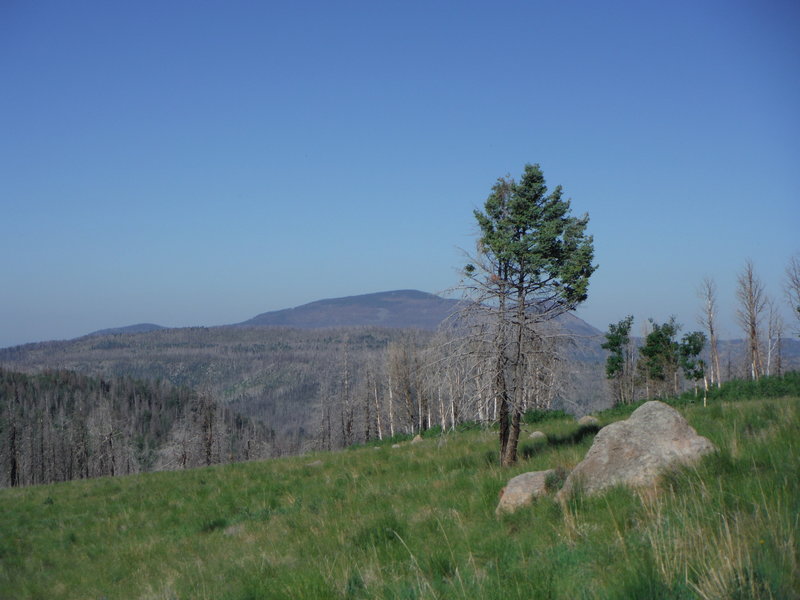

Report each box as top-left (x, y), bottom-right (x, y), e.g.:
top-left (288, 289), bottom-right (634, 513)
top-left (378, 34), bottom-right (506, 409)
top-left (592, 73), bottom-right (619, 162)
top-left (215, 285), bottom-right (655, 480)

top-left (463, 164), bottom-right (596, 466)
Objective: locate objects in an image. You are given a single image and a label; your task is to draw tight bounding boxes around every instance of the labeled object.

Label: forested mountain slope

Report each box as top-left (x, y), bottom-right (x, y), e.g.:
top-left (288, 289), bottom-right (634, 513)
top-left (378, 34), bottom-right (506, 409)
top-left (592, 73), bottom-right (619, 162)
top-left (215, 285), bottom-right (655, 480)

top-left (0, 368), bottom-right (273, 487)
top-left (0, 291), bottom-right (610, 453)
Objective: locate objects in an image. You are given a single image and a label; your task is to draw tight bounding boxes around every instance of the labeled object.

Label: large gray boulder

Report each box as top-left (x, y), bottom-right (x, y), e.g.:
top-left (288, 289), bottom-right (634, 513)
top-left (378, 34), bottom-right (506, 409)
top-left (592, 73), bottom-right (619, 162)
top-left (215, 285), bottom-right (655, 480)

top-left (496, 469), bottom-right (555, 515)
top-left (556, 401), bottom-right (715, 501)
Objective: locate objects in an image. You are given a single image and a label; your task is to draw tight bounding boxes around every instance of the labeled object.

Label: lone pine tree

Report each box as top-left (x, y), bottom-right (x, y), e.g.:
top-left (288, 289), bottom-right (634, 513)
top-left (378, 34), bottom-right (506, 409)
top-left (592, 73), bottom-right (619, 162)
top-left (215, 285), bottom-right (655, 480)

top-left (463, 163), bottom-right (596, 467)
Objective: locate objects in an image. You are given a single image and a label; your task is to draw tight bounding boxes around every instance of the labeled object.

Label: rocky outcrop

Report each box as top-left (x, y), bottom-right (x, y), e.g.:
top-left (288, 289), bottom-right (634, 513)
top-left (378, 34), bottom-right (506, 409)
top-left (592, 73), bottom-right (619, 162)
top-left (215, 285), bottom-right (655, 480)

top-left (556, 401), bottom-right (715, 501)
top-left (496, 470), bottom-right (555, 515)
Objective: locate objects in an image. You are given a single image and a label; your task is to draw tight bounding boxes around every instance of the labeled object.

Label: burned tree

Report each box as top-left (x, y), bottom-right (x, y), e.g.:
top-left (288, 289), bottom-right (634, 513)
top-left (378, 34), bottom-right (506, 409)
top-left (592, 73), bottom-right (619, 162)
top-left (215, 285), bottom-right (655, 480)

top-left (736, 260), bottom-right (767, 380)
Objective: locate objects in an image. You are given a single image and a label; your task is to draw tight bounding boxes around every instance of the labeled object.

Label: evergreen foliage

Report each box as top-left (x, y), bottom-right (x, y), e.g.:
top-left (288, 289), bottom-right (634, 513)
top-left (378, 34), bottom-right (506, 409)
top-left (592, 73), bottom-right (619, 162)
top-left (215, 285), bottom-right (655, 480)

top-left (465, 163), bottom-right (596, 466)
top-left (601, 315), bottom-right (635, 405)
top-left (638, 317), bottom-right (681, 389)
top-left (679, 330), bottom-right (707, 386)
top-left (472, 164), bottom-right (596, 309)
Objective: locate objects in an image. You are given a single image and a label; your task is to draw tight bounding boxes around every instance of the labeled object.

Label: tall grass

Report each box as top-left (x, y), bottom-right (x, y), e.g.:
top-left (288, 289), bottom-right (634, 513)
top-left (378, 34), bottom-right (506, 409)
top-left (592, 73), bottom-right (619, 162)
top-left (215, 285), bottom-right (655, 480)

top-left (1, 392), bottom-right (798, 599)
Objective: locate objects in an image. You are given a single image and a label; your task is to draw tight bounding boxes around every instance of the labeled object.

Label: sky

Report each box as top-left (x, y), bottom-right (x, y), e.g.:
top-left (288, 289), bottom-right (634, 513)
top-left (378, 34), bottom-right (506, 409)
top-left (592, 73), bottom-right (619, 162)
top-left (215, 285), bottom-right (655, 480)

top-left (1, 0), bottom-right (798, 349)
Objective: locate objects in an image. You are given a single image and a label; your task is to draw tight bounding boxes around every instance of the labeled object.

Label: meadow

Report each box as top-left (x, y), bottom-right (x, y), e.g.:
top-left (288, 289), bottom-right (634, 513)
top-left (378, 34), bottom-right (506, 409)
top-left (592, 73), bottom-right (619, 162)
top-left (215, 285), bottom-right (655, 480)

top-left (1, 381), bottom-right (798, 599)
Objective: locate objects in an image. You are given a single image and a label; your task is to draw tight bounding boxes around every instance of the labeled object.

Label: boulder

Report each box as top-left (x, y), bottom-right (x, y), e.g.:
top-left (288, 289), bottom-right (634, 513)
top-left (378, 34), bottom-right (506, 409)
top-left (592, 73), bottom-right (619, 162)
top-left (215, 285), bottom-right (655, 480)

top-left (528, 431), bottom-right (547, 441)
top-left (496, 469), bottom-right (555, 515)
top-left (556, 401), bottom-right (715, 501)
top-left (577, 415), bottom-right (599, 427)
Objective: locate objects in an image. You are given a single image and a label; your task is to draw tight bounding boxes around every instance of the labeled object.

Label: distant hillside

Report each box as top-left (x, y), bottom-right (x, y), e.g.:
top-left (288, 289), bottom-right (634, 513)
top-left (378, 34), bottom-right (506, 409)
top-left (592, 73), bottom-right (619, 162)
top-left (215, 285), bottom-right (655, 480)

top-left (0, 290), bottom-right (613, 452)
top-left (238, 290), bottom-right (462, 330)
top-left (0, 368), bottom-right (274, 488)
top-left (87, 323), bottom-right (166, 337)
top-left (0, 326), bottom-right (434, 454)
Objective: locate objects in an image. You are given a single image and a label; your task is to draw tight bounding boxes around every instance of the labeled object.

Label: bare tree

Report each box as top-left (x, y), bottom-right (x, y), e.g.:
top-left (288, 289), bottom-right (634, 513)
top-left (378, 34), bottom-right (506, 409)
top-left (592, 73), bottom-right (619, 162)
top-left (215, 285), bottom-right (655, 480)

top-left (786, 253), bottom-right (800, 336)
top-left (387, 340), bottom-right (417, 434)
top-left (736, 259), bottom-right (767, 380)
top-left (697, 277), bottom-right (723, 388)
top-left (765, 297), bottom-right (784, 376)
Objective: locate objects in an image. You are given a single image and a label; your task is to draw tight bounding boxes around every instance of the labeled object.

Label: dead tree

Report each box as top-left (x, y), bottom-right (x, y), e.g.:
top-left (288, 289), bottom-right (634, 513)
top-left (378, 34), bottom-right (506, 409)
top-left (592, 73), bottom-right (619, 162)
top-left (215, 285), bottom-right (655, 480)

top-left (765, 297), bottom-right (784, 377)
top-left (698, 277), bottom-right (723, 388)
top-left (786, 254), bottom-right (800, 336)
top-left (736, 260), bottom-right (767, 380)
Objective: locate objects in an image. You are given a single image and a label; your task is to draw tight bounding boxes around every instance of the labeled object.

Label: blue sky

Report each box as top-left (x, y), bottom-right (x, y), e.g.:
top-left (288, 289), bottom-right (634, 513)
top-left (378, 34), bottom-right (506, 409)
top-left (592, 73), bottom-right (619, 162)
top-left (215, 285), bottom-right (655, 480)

top-left (1, 0), bottom-right (798, 348)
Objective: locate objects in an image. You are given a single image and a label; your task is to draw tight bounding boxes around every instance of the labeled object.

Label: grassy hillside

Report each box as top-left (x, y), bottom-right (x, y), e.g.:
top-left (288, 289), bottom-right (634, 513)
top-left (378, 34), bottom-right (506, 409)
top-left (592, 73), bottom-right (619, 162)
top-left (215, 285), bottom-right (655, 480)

top-left (1, 389), bottom-right (798, 599)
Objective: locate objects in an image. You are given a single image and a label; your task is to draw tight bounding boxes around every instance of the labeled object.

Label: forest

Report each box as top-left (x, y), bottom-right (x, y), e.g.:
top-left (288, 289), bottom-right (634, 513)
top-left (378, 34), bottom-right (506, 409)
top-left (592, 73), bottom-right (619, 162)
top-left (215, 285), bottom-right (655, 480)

top-left (0, 368), bottom-right (274, 487)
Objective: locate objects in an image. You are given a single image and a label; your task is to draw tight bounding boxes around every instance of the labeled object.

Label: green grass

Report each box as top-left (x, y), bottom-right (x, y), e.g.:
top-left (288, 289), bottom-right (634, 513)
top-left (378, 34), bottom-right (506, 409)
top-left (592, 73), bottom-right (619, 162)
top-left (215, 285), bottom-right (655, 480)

top-left (1, 394), bottom-right (799, 599)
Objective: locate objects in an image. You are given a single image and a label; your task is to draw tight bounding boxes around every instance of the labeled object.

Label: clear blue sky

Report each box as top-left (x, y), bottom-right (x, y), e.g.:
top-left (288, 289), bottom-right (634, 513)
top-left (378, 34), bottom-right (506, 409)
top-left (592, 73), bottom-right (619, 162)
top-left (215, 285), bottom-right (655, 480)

top-left (2, 0), bottom-right (798, 348)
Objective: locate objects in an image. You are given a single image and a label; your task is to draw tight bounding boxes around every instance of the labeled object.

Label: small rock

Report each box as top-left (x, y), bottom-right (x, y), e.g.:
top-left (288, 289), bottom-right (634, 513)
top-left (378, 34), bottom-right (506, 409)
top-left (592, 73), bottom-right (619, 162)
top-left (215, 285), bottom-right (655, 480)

top-left (496, 470), bottom-right (556, 515)
top-left (577, 415), bottom-right (600, 426)
top-left (528, 431), bottom-right (547, 441)
top-left (223, 524), bottom-right (244, 537)
top-left (391, 443), bottom-right (402, 449)
top-left (411, 434), bottom-right (424, 444)
top-left (305, 460), bottom-right (323, 467)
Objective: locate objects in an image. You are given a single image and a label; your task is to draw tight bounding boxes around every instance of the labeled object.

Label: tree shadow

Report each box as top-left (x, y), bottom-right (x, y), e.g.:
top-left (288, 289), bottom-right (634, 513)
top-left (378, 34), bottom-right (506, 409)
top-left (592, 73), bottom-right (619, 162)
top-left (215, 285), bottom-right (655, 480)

top-left (547, 424), bottom-right (600, 447)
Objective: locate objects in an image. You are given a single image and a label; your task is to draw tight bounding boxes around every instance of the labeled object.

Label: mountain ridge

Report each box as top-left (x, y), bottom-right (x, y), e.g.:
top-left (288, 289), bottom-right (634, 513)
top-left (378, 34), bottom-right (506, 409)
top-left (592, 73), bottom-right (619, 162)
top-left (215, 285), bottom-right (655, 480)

top-left (236, 289), bottom-right (463, 331)
top-left (73, 289), bottom-right (603, 342)
top-left (87, 323), bottom-right (167, 337)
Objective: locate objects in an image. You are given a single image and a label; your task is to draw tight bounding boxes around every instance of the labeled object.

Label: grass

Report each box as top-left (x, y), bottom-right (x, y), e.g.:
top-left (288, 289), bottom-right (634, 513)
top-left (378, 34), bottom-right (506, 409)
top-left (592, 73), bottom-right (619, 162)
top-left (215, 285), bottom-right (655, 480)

top-left (1, 393), bottom-right (798, 599)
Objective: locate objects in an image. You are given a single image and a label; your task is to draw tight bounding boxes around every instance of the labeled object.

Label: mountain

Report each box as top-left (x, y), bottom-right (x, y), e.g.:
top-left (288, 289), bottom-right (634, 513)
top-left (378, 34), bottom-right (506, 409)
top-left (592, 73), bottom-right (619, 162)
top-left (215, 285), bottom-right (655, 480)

top-left (237, 289), bottom-right (462, 331)
top-left (70, 289), bottom-right (601, 339)
top-left (87, 323), bottom-right (166, 337)
top-left (0, 290), bottom-right (610, 454)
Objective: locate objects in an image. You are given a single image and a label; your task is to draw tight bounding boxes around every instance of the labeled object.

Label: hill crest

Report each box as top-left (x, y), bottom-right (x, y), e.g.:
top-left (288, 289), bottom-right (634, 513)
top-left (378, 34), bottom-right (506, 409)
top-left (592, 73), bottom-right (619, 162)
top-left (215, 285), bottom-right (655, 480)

top-left (237, 289), bottom-right (462, 331)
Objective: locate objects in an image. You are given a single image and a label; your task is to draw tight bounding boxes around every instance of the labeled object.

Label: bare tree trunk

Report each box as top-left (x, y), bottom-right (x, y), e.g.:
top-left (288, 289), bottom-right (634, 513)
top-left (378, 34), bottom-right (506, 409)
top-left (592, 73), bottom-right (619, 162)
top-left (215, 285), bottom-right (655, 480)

top-left (107, 429), bottom-right (115, 477)
top-left (387, 373), bottom-right (395, 438)
top-left (372, 378), bottom-right (383, 441)
top-left (340, 338), bottom-right (353, 446)
top-left (785, 254), bottom-right (800, 336)
top-left (736, 260), bottom-right (766, 381)
top-left (698, 277), bottom-right (723, 388)
top-left (766, 298), bottom-right (784, 377)
top-left (9, 417), bottom-right (19, 487)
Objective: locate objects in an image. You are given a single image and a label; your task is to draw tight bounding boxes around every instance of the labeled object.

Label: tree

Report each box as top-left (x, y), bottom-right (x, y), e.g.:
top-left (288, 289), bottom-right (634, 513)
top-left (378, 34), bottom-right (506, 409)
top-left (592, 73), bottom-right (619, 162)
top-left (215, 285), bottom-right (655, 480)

top-left (736, 259), bottom-right (766, 380)
top-left (679, 331), bottom-right (707, 402)
top-left (462, 164), bottom-right (596, 466)
top-left (786, 254), bottom-right (800, 336)
top-left (638, 318), bottom-right (681, 398)
top-left (765, 297), bottom-right (784, 376)
top-left (697, 277), bottom-right (722, 388)
top-left (601, 316), bottom-right (636, 405)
